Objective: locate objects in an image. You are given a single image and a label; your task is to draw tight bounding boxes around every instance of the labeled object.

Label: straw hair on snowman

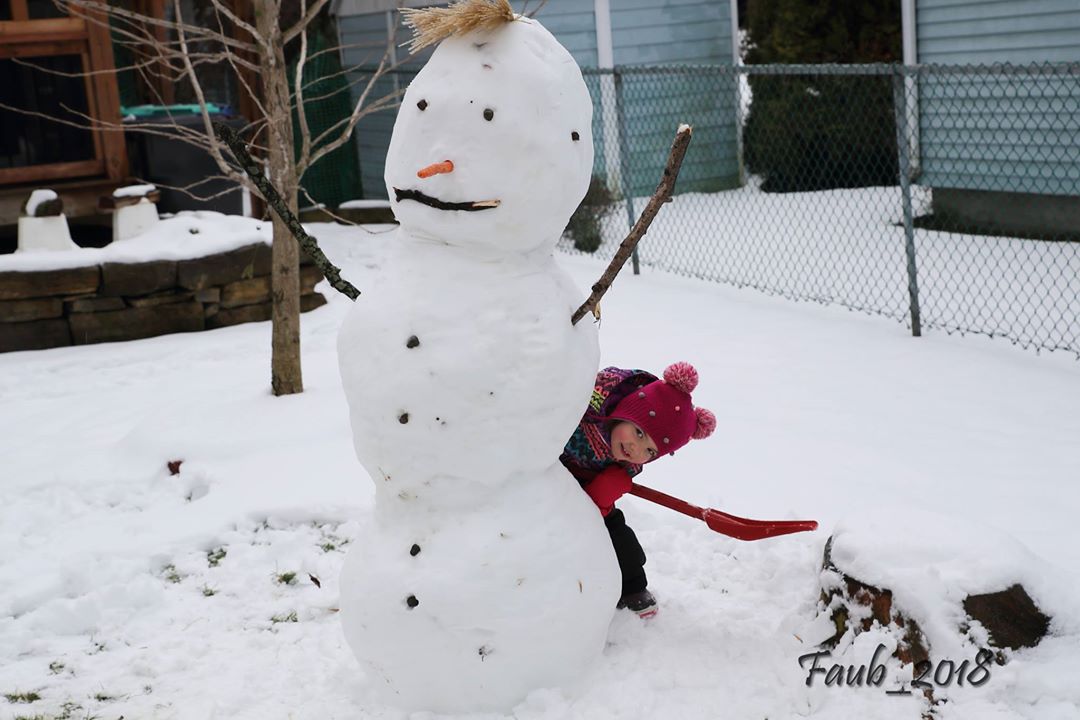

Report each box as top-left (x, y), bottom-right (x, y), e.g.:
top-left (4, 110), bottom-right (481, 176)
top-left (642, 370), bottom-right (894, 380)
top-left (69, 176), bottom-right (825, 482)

top-left (401, 0), bottom-right (517, 53)
top-left (609, 362), bottom-right (717, 459)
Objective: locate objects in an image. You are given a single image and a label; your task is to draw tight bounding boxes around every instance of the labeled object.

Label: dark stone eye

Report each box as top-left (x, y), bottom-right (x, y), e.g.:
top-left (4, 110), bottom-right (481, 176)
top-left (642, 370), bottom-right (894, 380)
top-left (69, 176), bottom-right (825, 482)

top-left (483, 108), bottom-right (494, 121)
top-left (571, 131), bottom-right (580, 141)
top-left (417, 99), bottom-right (428, 111)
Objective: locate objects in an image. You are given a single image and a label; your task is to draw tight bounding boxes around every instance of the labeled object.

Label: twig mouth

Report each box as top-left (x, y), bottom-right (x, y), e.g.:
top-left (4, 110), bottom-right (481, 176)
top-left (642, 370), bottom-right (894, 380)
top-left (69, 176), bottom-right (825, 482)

top-left (394, 187), bottom-right (500, 212)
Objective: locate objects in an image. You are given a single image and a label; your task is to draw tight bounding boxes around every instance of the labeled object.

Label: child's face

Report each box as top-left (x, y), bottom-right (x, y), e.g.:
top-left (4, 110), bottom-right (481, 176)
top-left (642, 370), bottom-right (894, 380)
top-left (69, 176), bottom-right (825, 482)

top-left (610, 421), bottom-right (659, 464)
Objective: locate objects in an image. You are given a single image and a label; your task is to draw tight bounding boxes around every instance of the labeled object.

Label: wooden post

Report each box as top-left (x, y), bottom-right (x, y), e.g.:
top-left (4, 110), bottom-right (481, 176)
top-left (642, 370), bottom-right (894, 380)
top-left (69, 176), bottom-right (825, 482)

top-left (79, 3), bottom-right (128, 181)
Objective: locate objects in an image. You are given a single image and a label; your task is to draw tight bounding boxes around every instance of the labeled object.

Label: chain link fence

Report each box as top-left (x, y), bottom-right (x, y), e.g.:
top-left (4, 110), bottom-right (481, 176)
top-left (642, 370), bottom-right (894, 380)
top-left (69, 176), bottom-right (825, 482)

top-left (353, 63), bottom-right (1080, 357)
top-left (563, 63), bottom-right (1080, 357)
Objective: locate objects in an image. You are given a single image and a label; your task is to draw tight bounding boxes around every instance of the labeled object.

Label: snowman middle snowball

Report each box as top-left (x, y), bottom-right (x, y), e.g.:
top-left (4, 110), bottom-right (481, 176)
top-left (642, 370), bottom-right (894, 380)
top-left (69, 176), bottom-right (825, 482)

top-left (337, 11), bottom-right (620, 714)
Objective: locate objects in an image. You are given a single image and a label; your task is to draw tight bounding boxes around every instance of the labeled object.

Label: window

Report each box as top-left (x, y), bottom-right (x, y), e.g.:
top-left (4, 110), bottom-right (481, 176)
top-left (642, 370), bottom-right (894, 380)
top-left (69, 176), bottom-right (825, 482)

top-left (0, 2), bottom-right (126, 185)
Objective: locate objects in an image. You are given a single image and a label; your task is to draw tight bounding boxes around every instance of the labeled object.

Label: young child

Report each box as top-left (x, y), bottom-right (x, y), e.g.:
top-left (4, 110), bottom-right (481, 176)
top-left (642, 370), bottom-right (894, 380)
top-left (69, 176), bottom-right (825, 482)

top-left (560, 361), bottom-right (716, 618)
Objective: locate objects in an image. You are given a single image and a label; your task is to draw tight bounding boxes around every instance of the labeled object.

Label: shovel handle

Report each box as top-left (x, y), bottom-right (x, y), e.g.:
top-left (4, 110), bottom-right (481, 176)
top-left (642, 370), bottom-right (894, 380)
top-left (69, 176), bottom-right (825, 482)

top-left (629, 482), bottom-right (706, 519)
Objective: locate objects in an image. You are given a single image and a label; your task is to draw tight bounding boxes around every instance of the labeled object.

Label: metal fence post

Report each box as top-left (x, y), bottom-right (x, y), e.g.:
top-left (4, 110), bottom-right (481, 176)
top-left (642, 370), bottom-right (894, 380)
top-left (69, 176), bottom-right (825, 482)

top-left (613, 68), bottom-right (640, 275)
top-left (892, 67), bottom-right (922, 337)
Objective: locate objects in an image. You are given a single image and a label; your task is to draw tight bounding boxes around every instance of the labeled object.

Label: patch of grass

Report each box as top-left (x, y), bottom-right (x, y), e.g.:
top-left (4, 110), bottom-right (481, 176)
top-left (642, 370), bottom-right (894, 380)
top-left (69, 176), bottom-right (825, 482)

top-left (5, 691), bottom-right (42, 703)
top-left (48, 661), bottom-right (65, 675)
top-left (55, 700), bottom-right (83, 720)
top-left (275, 572), bottom-right (296, 585)
top-left (162, 564), bottom-right (182, 584)
top-left (201, 585), bottom-right (217, 597)
top-left (207, 548), bottom-right (227, 567)
top-left (270, 610), bottom-right (298, 624)
top-left (89, 641), bottom-right (105, 655)
top-left (320, 542), bottom-right (337, 553)
top-left (92, 692), bottom-right (115, 702)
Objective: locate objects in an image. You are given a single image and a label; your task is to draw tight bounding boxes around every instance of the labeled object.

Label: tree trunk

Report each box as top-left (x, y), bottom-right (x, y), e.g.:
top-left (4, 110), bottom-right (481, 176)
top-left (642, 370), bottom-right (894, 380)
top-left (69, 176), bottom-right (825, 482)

top-left (256, 1), bottom-right (303, 396)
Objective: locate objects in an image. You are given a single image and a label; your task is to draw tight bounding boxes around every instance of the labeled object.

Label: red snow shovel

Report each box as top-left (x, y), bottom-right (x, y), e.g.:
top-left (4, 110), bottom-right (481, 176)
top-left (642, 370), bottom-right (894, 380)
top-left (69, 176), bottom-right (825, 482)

top-left (629, 482), bottom-right (818, 541)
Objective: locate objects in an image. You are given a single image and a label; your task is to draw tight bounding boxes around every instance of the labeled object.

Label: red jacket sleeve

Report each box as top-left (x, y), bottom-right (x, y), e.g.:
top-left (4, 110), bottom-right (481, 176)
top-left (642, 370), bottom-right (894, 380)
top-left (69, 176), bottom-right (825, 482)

top-left (584, 465), bottom-right (632, 516)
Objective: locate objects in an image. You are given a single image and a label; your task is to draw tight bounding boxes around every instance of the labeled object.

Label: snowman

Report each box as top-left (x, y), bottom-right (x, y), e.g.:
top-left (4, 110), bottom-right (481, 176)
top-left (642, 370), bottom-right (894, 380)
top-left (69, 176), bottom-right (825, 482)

top-left (336, 1), bottom-right (620, 712)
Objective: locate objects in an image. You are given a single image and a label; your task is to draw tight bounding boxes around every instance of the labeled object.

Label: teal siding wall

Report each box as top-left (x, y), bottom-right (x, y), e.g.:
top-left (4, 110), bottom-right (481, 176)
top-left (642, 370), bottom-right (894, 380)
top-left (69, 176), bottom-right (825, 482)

top-left (528, 1), bottom-right (598, 70)
top-left (610, 0), bottom-right (738, 196)
top-left (522, 2), bottom-right (607, 181)
top-left (917, 0), bottom-right (1080, 196)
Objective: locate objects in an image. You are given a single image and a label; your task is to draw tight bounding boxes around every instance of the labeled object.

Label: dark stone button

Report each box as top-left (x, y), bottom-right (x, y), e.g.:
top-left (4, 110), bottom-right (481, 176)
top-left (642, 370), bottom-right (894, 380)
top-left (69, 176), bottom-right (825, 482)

top-left (410, 544), bottom-right (421, 556)
top-left (406, 335), bottom-right (420, 348)
top-left (406, 595), bottom-right (419, 608)
top-left (399, 412), bottom-right (409, 424)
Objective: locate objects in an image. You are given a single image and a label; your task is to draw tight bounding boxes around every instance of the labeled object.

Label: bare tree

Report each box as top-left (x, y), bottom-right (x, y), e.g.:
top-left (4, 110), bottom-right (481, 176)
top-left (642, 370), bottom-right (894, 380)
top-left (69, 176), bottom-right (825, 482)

top-left (9, 0), bottom-right (401, 395)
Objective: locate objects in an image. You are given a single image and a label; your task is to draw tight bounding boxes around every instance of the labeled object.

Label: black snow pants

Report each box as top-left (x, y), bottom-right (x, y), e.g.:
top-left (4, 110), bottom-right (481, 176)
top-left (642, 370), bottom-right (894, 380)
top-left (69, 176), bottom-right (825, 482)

top-left (605, 508), bottom-right (648, 595)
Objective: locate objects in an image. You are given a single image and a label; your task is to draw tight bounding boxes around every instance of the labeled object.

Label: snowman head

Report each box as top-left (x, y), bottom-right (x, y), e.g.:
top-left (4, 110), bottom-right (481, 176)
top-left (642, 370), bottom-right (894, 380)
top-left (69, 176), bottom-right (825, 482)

top-left (385, 2), bottom-right (594, 255)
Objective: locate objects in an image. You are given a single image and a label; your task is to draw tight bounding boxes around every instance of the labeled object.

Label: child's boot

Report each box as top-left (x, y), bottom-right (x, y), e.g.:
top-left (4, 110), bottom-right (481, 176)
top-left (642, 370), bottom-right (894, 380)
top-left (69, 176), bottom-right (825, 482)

top-left (617, 589), bottom-right (658, 619)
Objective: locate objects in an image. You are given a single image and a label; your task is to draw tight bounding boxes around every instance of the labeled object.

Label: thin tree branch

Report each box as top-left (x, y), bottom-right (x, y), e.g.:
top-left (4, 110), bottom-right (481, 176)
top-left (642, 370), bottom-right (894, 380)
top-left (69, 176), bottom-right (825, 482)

top-left (12, 54), bottom-right (162, 79)
top-left (172, 0), bottom-right (245, 182)
top-left (301, 51), bottom-right (396, 174)
top-left (296, 187), bottom-right (401, 237)
top-left (133, 173), bottom-right (252, 203)
top-left (305, 89), bottom-right (400, 162)
top-left (60, 0), bottom-right (258, 53)
top-left (214, 121), bottom-right (360, 301)
top-left (283, 0), bottom-right (331, 45)
top-left (208, 0), bottom-right (265, 48)
top-left (294, 0), bottom-right (314, 172)
top-left (209, 3), bottom-right (271, 121)
top-left (571, 125), bottom-right (694, 326)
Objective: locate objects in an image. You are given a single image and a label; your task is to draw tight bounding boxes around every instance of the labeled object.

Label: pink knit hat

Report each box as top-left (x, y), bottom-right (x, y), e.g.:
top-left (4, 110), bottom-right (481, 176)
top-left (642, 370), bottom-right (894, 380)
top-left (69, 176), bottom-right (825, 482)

top-left (609, 362), bottom-right (717, 459)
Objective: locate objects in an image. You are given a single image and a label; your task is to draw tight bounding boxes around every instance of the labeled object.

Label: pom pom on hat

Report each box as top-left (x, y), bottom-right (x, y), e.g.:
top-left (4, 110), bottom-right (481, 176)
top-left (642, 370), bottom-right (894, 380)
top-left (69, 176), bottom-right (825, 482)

top-left (693, 407), bottom-right (717, 440)
top-left (663, 361), bottom-right (698, 393)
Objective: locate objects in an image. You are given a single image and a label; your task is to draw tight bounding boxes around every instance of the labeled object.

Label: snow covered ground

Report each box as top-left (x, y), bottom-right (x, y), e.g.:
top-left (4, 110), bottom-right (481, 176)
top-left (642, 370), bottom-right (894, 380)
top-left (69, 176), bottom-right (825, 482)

top-left (2, 220), bottom-right (1078, 720)
top-left (579, 181), bottom-right (1080, 356)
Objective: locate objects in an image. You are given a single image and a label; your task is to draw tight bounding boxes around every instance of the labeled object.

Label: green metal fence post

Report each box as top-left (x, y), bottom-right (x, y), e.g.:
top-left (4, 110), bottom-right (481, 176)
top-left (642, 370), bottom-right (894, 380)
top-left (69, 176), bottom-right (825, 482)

top-left (613, 68), bottom-right (640, 275)
top-left (892, 67), bottom-right (922, 338)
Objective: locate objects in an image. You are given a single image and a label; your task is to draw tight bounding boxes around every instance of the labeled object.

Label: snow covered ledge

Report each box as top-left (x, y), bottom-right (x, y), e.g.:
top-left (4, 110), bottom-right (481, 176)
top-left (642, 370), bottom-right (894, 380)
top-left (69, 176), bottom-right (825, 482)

top-left (811, 508), bottom-right (1063, 706)
top-left (0, 213), bottom-right (327, 353)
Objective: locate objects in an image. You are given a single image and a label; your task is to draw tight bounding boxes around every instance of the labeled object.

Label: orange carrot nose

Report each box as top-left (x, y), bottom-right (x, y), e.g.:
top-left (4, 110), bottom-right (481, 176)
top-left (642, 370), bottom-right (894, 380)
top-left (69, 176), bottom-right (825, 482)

top-left (417, 160), bottom-right (454, 179)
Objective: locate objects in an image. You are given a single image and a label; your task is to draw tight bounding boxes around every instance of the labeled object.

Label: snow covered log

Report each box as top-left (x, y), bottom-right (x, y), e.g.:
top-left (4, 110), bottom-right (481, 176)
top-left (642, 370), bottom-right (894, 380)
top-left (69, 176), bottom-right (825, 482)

top-left (819, 510), bottom-right (1053, 669)
top-left (820, 536), bottom-right (931, 666)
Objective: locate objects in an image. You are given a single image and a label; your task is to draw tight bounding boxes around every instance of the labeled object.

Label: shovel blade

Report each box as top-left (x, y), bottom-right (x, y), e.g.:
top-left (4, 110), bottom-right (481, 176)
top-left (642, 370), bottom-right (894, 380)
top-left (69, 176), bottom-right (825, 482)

top-left (702, 510), bottom-right (818, 541)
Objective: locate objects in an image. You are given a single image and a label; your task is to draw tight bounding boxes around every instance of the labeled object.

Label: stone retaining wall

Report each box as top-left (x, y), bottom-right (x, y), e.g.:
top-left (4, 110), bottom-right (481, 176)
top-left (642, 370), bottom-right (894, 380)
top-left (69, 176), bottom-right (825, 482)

top-left (0, 243), bottom-right (326, 353)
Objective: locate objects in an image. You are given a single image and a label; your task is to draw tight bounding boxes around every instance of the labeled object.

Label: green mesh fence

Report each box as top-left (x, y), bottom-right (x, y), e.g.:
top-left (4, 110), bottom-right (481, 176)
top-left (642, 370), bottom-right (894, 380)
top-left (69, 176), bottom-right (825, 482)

top-left (357, 64), bottom-right (1080, 357)
top-left (290, 32), bottom-right (363, 209)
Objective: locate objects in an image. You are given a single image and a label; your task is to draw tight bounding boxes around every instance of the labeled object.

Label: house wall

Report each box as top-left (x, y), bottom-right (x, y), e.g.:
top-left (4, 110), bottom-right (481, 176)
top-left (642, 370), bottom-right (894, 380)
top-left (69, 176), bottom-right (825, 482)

top-left (917, 0), bottom-right (1080, 63)
top-left (916, 0), bottom-right (1080, 197)
top-left (609, 0), bottom-right (738, 196)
